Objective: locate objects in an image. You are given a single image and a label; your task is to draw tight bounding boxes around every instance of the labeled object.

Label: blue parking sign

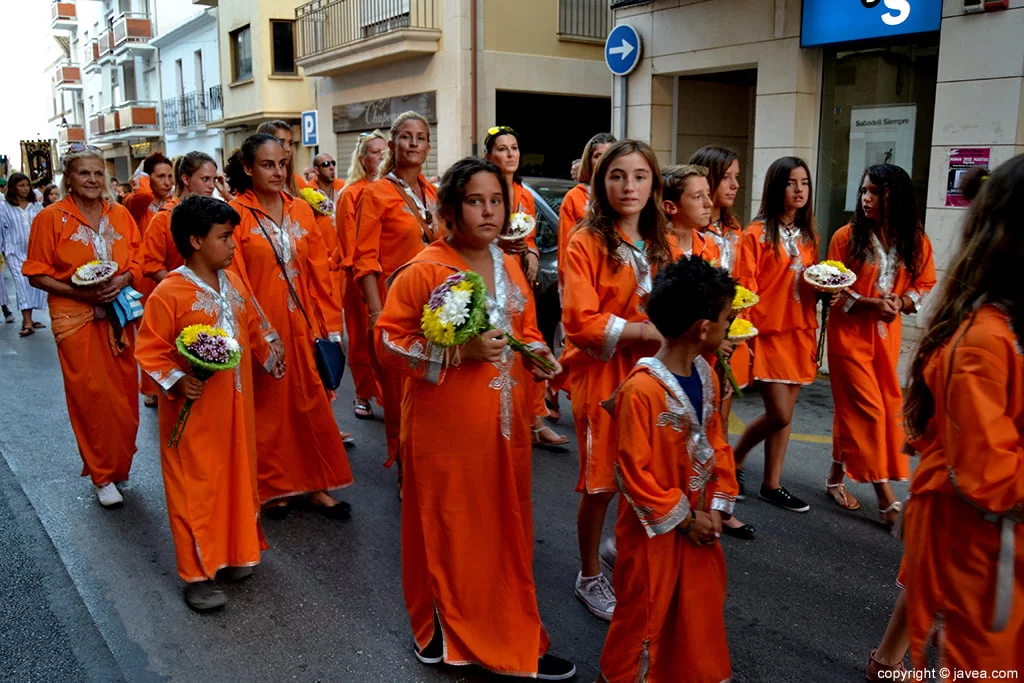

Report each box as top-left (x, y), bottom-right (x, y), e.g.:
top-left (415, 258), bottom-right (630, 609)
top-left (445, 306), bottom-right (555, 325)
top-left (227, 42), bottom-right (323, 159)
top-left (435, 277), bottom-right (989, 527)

top-left (301, 110), bottom-right (318, 147)
top-left (605, 24), bottom-right (642, 77)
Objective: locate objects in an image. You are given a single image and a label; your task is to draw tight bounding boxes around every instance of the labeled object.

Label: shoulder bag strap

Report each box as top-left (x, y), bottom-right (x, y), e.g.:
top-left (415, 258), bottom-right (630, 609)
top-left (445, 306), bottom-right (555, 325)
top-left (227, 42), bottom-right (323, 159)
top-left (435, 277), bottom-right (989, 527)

top-left (384, 176), bottom-right (436, 245)
top-left (246, 207), bottom-right (317, 336)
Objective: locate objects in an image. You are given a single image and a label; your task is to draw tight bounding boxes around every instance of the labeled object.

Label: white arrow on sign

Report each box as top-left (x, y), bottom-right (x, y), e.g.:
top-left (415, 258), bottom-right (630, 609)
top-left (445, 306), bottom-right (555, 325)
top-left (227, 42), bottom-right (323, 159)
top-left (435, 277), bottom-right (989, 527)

top-left (609, 39), bottom-right (635, 60)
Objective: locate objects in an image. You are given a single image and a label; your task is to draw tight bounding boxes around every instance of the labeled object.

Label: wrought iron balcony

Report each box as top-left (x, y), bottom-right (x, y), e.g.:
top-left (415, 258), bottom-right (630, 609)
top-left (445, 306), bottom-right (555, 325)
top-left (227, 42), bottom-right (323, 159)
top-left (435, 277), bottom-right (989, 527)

top-left (295, 0), bottom-right (441, 77)
top-left (558, 0), bottom-right (611, 42)
top-left (162, 89), bottom-right (224, 131)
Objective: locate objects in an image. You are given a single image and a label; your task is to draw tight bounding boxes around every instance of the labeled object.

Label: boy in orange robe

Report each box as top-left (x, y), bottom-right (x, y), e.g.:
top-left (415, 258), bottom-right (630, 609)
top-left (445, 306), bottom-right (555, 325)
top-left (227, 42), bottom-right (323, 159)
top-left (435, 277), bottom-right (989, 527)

top-left (600, 256), bottom-right (738, 683)
top-left (24, 193), bottom-right (142, 507)
top-left (135, 196), bottom-right (284, 612)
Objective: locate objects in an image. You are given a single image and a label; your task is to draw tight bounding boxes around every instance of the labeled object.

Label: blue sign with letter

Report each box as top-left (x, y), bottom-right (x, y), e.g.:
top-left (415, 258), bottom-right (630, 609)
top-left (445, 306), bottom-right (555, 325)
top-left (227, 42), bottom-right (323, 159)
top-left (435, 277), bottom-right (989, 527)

top-left (301, 110), bottom-right (318, 147)
top-left (801, 0), bottom-right (942, 48)
top-left (605, 24), bottom-right (642, 77)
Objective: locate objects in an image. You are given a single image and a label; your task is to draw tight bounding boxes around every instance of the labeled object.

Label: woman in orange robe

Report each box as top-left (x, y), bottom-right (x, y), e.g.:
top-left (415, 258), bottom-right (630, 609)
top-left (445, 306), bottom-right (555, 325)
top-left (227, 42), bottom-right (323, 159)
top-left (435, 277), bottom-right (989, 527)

top-left (23, 149), bottom-right (142, 508)
top-left (826, 164), bottom-right (936, 527)
top-left (306, 155), bottom-right (346, 342)
top-left (338, 130), bottom-right (387, 419)
top-left (375, 157), bottom-right (573, 680)
top-left (562, 140), bottom-right (672, 621)
top-left (899, 153), bottom-right (1024, 678)
top-left (484, 125), bottom-right (568, 449)
top-left (353, 112), bottom-right (438, 470)
top-left (135, 196), bottom-right (282, 610)
top-left (732, 157), bottom-right (820, 515)
top-left (225, 134), bottom-right (353, 516)
top-left (600, 256), bottom-right (739, 682)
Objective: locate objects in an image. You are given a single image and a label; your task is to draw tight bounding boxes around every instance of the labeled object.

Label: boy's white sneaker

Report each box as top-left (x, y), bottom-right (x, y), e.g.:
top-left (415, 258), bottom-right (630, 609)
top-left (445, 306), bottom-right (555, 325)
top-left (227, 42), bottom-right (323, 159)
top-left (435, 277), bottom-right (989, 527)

top-left (575, 572), bottom-right (615, 621)
top-left (95, 483), bottom-right (123, 509)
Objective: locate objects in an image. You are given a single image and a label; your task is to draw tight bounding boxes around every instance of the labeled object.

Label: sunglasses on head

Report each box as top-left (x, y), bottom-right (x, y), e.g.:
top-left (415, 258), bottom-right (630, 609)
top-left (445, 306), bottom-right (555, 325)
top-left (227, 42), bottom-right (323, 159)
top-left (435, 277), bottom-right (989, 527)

top-left (487, 125), bottom-right (514, 137)
top-left (318, 160), bottom-right (336, 168)
top-left (67, 143), bottom-right (101, 154)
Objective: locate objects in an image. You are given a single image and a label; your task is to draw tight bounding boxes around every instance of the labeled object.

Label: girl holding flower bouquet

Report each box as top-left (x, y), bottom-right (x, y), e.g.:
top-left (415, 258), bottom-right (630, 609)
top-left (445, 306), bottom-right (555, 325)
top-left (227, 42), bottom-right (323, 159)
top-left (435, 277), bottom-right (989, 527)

top-left (484, 125), bottom-right (569, 449)
top-left (225, 134), bottom-right (353, 517)
top-left (562, 139), bottom-right (672, 619)
top-left (24, 148), bottom-right (142, 509)
top-left (732, 156), bottom-right (820, 514)
top-left (374, 157), bottom-right (573, 680)
top-left (825, 164), bottom-right (935, 527)
top-left (136, 196), bottom-right (284, 612)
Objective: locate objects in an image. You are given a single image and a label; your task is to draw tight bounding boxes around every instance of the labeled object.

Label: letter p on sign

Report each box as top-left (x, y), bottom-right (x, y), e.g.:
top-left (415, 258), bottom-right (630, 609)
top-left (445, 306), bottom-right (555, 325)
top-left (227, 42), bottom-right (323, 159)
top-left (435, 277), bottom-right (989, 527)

top-left (301, 110), bottom-right (318, 147)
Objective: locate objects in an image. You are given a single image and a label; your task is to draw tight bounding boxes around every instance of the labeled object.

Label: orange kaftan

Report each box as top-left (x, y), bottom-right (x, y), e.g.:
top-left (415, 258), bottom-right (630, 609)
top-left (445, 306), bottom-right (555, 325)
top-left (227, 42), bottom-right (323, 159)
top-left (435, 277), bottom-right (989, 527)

top-left (133, 197), bottom-right (179, 397)
top-left (735, 220), bottom-right (819, 385)
top-left (827, 225), bottom-right (936, 483)
top-left (228, 190), bottom-right (353, 502)
top-left (562, 228), bottom-right (660, 493)
top-left (135, 268), bottom-right (277, 581)
top-left (899, 304), bottom-right (1024, 676)
top-left (556, 183), bottom-right (589, 288)
top-left (336, 178), bottom-right (381, 403)
top-left (510, 181), bottom-right (546, 420)
top-left (375, 241), bottom-right (550, 675)
top-left (138, 197), bottom-right (184, 282)
top-left (23, 198), bottom-right (142, 485)
top-left (703, 216), bottom-right (750, 387)
top-left (668, 228), bottom-right (721, 265)
top-left (306, 179), bottom-right (346, 339)
top-left (601, 358), bottom-right (737, 683)
top-left (353, 175), bottom-right (439, 466)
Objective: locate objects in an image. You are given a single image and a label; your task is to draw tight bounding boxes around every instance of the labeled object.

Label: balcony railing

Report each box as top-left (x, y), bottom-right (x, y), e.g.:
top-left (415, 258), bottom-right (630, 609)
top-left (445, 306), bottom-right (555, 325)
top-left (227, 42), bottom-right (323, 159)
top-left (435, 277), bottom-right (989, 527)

top-left (113, 12), bottom-right (153, 49)
top-left (97, 29), bottom-right (115, 62)
top-left (55, 64), bottom-right (82, 88)
top-left (88, 101), bottom-right (159, 138)
top-left (558, 0), bottom-right (611, 42)
top-left (52, 2), bottom-right (78, 30)
top-left (162, 89), bottom-right (223, 131)
top-left (58, 125), bottom-right (87, 145)
top-left (296, 0), bottom-right (439, 60)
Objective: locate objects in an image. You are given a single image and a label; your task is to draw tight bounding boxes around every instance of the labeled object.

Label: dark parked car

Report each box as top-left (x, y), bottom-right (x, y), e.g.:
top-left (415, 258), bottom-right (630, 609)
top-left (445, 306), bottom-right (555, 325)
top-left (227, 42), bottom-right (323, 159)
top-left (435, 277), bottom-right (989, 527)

top-left (523, 176), bottom-right (577, 351)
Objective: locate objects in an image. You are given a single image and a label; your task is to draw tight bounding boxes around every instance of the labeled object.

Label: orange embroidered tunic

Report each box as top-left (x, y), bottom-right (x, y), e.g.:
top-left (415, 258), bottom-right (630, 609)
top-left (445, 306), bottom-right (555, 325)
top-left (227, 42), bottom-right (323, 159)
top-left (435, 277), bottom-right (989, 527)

top-left (600, 357), bottom-right (737, 683)
top-left (827, 225), bottom-right (936, 482)
top-left (375, 241), bottom-right (550, 675)
top-left (23, 198), bottom-right (142, 485)
top-left (556, 183), bottom-right (589, 288)
top-left (702, 215), bottom-right (750, 387)
top-left (899, 304), bottom-right (1024, 676)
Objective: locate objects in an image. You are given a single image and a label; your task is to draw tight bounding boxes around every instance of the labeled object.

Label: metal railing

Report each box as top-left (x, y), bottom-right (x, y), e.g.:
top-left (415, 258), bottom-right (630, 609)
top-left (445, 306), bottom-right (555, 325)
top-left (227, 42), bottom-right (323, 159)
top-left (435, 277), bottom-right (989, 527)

top-left (295, 0), bottom-right (439, 60)
top-left (558, 0), bottom-right (610, 41)
top-left (113, 12), bottom-right (153, 48)
top-left (162, 89), bottom-right (222, 130)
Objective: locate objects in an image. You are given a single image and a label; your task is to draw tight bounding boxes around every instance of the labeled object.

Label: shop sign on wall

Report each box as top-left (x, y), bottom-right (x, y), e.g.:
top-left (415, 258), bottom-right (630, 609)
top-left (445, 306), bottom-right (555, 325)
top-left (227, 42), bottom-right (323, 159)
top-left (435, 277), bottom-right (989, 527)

top-left (945, 147), bottom-right (990, 207)
top-left (845, 104), bottom-right (916, 211)
top-left (332, 92), bottom-right (437, 134)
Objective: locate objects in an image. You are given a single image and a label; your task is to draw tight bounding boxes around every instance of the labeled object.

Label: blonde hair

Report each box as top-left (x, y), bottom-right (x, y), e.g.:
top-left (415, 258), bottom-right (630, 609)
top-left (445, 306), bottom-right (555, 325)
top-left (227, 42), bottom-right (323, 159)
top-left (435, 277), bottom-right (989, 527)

top-left (345, 129), bottom-right (387, 184)
top-left (61, 150), bottom-right (113, 203)
top-left (662, 164), bottom-right (709, 204)
top-left (378, 111), bottom-right (430, 178)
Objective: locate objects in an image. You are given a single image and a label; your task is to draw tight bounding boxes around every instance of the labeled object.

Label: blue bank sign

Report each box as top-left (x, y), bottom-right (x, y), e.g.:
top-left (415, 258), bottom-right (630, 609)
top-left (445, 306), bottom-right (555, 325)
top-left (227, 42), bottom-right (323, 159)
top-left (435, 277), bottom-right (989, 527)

top-left (801, 0), bottom-right (942, 48)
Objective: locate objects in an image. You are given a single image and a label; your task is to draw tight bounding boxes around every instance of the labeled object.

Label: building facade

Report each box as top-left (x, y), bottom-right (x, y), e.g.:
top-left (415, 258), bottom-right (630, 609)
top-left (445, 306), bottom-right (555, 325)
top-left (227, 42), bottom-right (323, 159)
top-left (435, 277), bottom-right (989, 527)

top-left (613, 0), bottom-right (1024, 341)
top-left (294, 0), bottom-right (613, 178)
top-left (151, 8), bottom-right (225, 164)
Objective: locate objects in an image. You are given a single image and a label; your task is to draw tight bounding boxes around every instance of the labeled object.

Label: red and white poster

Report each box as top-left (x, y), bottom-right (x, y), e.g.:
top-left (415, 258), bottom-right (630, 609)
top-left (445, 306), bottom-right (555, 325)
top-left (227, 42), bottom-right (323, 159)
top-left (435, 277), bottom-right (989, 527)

top-left (945, 147), bottom-right (990, 207)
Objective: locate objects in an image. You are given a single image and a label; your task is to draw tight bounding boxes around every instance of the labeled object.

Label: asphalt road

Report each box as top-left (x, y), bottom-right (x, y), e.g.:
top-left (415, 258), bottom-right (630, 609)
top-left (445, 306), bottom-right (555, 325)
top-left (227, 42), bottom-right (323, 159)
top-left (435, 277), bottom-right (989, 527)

top-left (0, 295), bottom-right (907, 682)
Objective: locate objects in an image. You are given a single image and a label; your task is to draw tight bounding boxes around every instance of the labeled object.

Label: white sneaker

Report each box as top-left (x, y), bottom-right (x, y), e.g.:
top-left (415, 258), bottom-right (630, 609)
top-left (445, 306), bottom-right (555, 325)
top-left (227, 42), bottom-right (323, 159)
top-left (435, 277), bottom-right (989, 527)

top-left (574, 572), bottom-right (615, 621)
top-left (599, 536), bottom-right (617, 572)
top-left (95, 483), bottom-right (123, 508)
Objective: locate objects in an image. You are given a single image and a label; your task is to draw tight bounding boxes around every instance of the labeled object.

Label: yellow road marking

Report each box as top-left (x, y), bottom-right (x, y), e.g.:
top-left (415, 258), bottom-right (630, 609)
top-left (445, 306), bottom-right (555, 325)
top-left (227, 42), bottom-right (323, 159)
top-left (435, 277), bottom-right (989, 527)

top-left (728, 412), bottom-right (832, 444)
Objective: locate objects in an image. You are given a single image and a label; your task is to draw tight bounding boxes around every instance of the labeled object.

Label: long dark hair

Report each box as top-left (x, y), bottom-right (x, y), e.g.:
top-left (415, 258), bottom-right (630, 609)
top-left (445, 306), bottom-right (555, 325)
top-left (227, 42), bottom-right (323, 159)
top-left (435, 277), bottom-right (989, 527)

top-left (256, 120), bottom-right (298, 195)
top-left (689, 145), bottom-right (739, 229)
top-left (482, 126), bottom-right (522, 185)
top-left (904, 154), bottom-right (1024, 438)
top-left (848, 164), bottom-right (925, 280)
top-left (224, 134), bottom-right (282, 195)
top-left (578, 139), bottom-right (671, 270)
top-left (5, 173), bottom-right (37, 205)
top-left (437, 157), bottom-right (511, 237)
top-left (756, 156), bottom-right (817, 252)
top-left (41, 184), bottom-right (59, 206)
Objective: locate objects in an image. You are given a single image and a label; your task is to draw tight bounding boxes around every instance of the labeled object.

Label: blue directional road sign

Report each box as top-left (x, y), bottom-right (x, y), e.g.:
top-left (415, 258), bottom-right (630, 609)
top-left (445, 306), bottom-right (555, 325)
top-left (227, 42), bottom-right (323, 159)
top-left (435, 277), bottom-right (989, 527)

top-left (301, 110), bottom-right (318, 147)
top-left (604, 24), bottom-right (642, 77)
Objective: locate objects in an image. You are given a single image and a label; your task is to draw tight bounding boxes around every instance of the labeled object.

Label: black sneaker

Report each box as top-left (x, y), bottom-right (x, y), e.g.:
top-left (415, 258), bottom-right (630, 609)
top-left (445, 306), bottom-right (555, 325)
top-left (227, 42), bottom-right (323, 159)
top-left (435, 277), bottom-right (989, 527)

top-left (184, 580), bottom-right (227, 612)
top-left (413, 632), bottom-right (443, 665)
top-left (759, 484), bottom-right (810, 513)
top-left (735, 467), bottom-right (746, 501)
top-left (537, 654), bottom-right (577, 680)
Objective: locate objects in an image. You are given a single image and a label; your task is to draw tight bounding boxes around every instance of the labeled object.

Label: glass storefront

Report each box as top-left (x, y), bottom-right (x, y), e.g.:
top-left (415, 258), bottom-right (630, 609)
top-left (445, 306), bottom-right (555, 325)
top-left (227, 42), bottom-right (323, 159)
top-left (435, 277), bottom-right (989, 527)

top-left (815, 37), bottom-right (939, 252)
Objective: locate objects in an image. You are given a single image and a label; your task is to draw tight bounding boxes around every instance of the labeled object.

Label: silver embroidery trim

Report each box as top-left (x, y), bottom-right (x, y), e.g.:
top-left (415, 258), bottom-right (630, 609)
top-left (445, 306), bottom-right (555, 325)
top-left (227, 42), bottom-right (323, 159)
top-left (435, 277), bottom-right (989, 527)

top-left (711, 492), bottom-right (736, 516)
top-left (380, 330), bottom-right (444, 384)
top-left (486, 244), bottom-right (522, 441)
top-left (598, 315), bottom-right (627, 362)
top-left (68, 214), bottom-right (122, 261)
top-left (779, 226), bottom-right (805, 303)
top-left (907, 289), bottom-right (924, 312)
top-left (707, 222), bottom-right (739, 272)
top-left (871, 233), bottom-right (899, 297)
top-left (151, 367), bottom-right (186, 393)
top-left (842, 289), bottom-right (861, 313)
top-left (614, 240), bottom-right (653, 298)
top-left (615, 463), bottom-right (691, 539)
top-left (175, 267), bottom-right (249, 392)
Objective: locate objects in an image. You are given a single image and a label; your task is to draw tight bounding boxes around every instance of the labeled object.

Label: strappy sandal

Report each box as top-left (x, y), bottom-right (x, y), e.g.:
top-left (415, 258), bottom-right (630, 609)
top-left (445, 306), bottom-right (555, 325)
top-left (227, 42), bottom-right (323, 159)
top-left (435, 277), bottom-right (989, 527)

top-left (353, 399), bottom-right (374, 420)
top-left (879, 501), bottom-right (902, 536)
top-left (865, 648), bottom-right (910, 681)
top-left (19, 326), bottom-right (34, 337)
top-left (825, 480), bottom-right (861, 510)
top-left (532, 425), bottom-right (569, 451)
top-left (544, 388), bottom-right (561, 423)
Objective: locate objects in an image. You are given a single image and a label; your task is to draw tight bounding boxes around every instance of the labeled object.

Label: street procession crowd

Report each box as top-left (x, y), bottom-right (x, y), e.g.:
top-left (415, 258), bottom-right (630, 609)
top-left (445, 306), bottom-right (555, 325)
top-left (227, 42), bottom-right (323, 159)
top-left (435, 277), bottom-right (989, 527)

top-left (0, 108), bottom-right (1021, 682)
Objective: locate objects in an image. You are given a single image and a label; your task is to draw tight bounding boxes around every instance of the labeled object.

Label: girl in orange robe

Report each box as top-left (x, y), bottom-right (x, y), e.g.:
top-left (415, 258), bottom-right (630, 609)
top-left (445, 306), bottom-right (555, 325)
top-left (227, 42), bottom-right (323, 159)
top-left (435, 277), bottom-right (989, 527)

top-left (139, 152), bottom-right (222, 286)
top-left (825, 164), bottom-right (936, 527)
top-left (23, 150), bottom-right (142, 507)
top-left (899, 153), bottom-right (1024, 678)
top-left (225, 134), bottom-right (353, 515)
top-left (353, 112), bottom-right (438, 470)
top-left (338, 130), bottom-right (387, 419)
top-left (375, 157), bottom-right (572, 680)
top-left (732, 157), bottom-right (820, 515)
top-left (135, 196), bottom-right (283, 610)
top-left (484, 125), bottom-right (568, 449)
top-left (562, 140), bottom-right (672, 621)
top-left (600, 256), bottom-right (739, 683)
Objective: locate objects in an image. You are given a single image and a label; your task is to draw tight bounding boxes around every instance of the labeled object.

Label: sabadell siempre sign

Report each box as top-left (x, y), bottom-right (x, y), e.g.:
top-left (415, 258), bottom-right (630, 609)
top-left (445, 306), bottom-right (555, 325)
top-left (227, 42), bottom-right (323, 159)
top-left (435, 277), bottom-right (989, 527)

top-left (801, 0), bottom-right (942, 47)
top-left (854, 115), bottom-right (913, 128)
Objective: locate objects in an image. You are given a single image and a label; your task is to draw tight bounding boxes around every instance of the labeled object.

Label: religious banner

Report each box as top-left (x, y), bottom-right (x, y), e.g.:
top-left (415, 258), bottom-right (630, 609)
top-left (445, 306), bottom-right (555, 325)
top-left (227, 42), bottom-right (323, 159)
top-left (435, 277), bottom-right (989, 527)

top-left (21, 140), bottom-right (54, 186)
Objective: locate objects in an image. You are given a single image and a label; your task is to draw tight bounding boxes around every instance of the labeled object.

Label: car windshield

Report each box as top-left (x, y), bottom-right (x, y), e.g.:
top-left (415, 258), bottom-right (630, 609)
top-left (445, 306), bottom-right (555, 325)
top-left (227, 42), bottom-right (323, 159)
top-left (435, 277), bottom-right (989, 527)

top-left (523, 177), bottom-right (577, 215)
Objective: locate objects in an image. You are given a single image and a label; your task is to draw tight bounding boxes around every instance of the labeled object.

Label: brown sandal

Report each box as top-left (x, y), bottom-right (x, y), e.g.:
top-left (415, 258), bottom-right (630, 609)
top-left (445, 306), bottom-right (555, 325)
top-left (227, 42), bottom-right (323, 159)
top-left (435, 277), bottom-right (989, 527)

top-left (865, 648), bottom-right (909, 681)
top-left (532, 425), bottom-right (569, 451)
top-left (825, 480), bottom-right (861, 511)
